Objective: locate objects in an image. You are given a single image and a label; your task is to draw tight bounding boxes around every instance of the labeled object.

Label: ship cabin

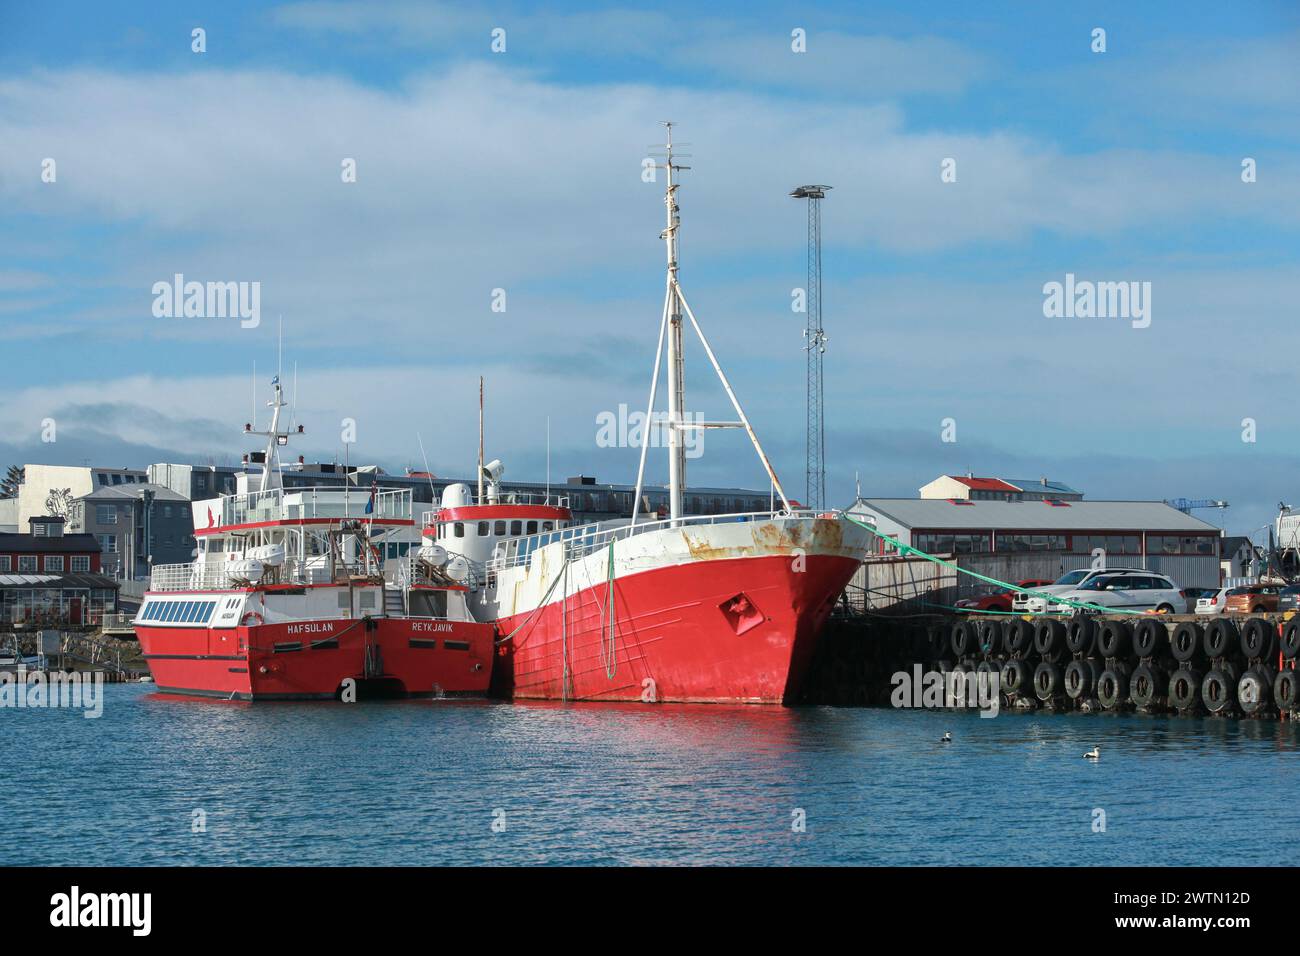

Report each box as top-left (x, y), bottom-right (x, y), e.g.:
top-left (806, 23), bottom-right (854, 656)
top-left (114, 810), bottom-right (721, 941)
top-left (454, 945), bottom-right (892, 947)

top-left (421, 482), bottom-right (574, 567)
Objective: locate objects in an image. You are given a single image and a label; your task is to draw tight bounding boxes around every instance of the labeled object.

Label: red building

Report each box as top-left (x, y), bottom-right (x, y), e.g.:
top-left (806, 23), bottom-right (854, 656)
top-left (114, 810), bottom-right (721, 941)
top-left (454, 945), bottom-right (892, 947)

top-left (0, 517), bottom-right (116, 629)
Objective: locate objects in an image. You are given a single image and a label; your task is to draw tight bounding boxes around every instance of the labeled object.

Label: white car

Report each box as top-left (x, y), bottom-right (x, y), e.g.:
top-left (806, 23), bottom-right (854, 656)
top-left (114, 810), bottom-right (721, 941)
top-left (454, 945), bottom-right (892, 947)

top-left (1014, 568), bottom-right (1153, 614)
top-left (1195, 587), bottom-right (1231, 616)
top-left (1047, 572), bottom-right (1184, 614)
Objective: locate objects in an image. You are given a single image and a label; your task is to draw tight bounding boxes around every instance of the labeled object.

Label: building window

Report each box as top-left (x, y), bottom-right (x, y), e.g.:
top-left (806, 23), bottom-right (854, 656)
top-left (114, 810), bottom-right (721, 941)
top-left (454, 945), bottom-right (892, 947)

top-left (0, 556), bottom-right (8, 572)
top-left (97, 534), bottom-right (118, 554)
top-left (18, 555), bottom-right (36, 572)
top-left (163, 505), bottom-right (173, 518)
top-left (71, 555), bottom-right (90, 572)
top-left (44, 555), bottom-right (64, 572)
top-left (96, 505), bottom-right (117, 524)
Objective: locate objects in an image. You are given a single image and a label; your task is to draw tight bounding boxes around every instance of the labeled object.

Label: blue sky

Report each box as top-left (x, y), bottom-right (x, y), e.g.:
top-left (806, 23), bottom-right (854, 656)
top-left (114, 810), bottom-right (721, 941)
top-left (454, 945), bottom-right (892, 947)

top-left (1, 1), bottom-right (1298, 535)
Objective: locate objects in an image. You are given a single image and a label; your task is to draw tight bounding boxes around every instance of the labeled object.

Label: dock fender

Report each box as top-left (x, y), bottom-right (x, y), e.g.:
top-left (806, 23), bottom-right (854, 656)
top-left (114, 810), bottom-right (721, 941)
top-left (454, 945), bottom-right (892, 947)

top-left (1241, 618), bottom-right (1277, 661)
top-left (1201, 668), bottom-right (1236, 714)
top-left (1097, 662), bottom-right (1130, 711)
top-left (1131, 618), bottom-right (1167, 659)
top-left (1066, 617), bottom-right (1098, 656)
top-left (1032, 661), bottom-right (1060, 701)
top-left (977, 620), bottom-right (1003, 656)
top-left (1204, 619), bottom-right (1239, 659)
top-left (1168, 667), bottom-right (1202, 711)
top-left (1283, 621), bottom-right (1300, 661)
top-left (1033, 619), bottom-right (1066, 661)
top-left (1273, 668), bottom-right (1300, 711)
top-left (1171, 622), bottom-right (1203, 663)
top-left (1237, 668), bottom-right (1273, 715)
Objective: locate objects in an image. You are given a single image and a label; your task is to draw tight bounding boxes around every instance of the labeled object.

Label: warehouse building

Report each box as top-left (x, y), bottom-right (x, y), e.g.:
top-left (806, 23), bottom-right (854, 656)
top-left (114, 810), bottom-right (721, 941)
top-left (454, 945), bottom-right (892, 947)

top-left (847, 497), bottom-right (1223, 608)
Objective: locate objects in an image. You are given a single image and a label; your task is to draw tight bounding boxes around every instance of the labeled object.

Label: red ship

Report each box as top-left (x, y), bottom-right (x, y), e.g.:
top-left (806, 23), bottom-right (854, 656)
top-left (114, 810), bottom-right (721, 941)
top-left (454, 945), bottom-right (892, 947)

top-left (419, 124), bottom-right (873, 704)
top-left (133, 380), bottom-right (493, 700)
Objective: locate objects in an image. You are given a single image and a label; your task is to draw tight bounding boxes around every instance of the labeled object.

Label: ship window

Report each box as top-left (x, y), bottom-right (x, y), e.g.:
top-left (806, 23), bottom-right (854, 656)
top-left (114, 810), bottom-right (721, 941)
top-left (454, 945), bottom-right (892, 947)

top-left (477, 521), bottom-right (489, 536)
top-left (453, 523), bottom-right (464, 538)
top-left (527, 521), bottom-right (538, 534)
top-left (510, 520), bottom-right (522, 535)
top-left (359, 591), bottom-right (376, 609)
top-left (543, 522), bottom-right (554, 532)
top-left (494, 521), bottom-right (507, 535)
top-left (338, 592), bottom-right (350, 609)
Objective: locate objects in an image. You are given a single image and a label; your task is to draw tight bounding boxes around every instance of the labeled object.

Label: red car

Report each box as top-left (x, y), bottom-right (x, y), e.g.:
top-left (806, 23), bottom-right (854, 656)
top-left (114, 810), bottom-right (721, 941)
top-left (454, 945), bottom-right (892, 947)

top-left (955, 579), bottom-right (1054, 613)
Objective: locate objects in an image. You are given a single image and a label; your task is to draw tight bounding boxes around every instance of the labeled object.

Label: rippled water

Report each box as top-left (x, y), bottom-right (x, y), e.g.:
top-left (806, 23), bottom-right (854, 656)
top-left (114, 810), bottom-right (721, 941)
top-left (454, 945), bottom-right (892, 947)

top-left (5, 684), bottom-right (1299, 865)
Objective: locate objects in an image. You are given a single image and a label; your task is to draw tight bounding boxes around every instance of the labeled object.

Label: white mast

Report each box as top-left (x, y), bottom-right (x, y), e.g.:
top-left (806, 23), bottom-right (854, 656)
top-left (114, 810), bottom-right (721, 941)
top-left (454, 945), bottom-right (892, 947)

top-left (632, 123), bottom-right (792, 524)
top-left (244, 376), bottom-right (296, 492)
top-left (661, 122), bottom-right (687, 521)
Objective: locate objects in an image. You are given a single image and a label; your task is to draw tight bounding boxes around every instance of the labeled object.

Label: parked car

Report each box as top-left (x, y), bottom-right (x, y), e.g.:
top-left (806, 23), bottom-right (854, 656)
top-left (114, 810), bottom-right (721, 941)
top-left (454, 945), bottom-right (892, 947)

top-left (1015, 568), bottom-right (1153, 614)
top-left (1195, 587), bottom-right (1231, 616)
top-left (1224, 584), bottom-right (1281, 614)
top-left (1046, 572), bottom-right (1185, 614)
top-left (955, 579), bottom-right (1054, 613)
top-left (1279, 585), bottom-right (1300, 614)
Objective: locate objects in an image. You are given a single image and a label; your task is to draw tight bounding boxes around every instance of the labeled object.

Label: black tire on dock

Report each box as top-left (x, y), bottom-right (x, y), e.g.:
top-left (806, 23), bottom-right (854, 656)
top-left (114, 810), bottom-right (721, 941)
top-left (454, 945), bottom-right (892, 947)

top-left (1205, 619), bottom-right (1239, 659)
top-left (1097, 664), bottom-right (1130, 710)
top-left (1066, 617), bottom-right (1098, 656)
top-left (978, 620), bottom-right (1004, 656)
top-left (1238, 668), bottom-right (1273, 716)
top-left (1171, 622), bottom-right (1203, 663)
top-left (1169, 667), bottom-right (1202, 711)
top-left (1240, 618), bottom-right (1277, 661)
top-left (1201, 668), bottom-right (1236, 714)
top-left (1064, 658), bottom-right (1101, 700)
top-left (1033, 619), bottom-right (1067, 661)
top-left (1002, 659), bottom-right (1032, 695)
top-left (1274, 668), bottom-right (1300, 711)
top-left (1129, 662), bottom-right (1163, 708)
top-left (1098, 619), bottom-right (1134, 658)
top-left (1282, 621), bottom-right (1300, 661)
top-left (951, 620), bottom-right (978, 658)
top-left (1132, 618), bottom-right (1168, 659)
top-left (1004, 618), bottom-right (1035, 655)
top-left (1033, 661), bottom-right (1061, 701)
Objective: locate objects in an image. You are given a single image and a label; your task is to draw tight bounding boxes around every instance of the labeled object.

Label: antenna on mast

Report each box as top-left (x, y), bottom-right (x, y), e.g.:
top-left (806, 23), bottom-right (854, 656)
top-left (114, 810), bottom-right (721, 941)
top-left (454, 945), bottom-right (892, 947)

top-left (477, 376), bottom-right (485, 502)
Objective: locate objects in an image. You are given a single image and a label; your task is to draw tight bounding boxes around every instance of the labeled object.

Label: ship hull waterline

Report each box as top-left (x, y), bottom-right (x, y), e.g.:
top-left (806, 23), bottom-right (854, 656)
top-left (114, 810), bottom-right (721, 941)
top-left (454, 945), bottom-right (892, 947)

top-left (490, 551), bottom-right (861, 705)
top-left (136, 617), bottom-right (494, 701)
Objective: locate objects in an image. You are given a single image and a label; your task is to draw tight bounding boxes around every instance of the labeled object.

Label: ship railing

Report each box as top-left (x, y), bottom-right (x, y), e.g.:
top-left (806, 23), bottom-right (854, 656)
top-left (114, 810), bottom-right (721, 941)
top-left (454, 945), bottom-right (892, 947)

top-left (420, 492), bottom-right (570, 525)
top-left (219, 486), bottom-right (413, 526)
top-left (485, 508), bottom-right (830, 573)
top-left (150, 559), bottom-right (377, 591)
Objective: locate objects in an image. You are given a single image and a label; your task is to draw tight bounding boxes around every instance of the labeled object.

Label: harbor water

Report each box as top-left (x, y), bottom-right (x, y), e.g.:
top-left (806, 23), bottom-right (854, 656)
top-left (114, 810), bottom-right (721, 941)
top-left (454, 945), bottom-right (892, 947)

top-left (5, 684), bottom-right (1299, 866)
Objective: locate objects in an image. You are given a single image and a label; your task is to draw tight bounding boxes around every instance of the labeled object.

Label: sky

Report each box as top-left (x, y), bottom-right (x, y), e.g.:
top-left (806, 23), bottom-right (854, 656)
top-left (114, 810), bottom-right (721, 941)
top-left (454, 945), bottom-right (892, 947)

top-left (1, 1), bottom-right (1298, 536)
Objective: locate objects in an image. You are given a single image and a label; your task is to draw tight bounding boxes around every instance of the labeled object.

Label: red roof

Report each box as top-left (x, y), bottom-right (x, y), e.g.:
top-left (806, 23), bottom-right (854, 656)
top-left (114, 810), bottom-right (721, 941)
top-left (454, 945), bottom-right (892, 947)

top-left (949, 476), bottom-right (1019, 492)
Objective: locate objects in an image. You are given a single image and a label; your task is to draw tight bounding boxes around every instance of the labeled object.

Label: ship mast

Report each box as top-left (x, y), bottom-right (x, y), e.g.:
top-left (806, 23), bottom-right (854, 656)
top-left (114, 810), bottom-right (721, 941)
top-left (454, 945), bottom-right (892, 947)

top-left (631, 123), bottom-right (792, 527)
top-left (662, 123), bottom-right (687, 521)
top-left (244, 376), bottom-right (298, 492)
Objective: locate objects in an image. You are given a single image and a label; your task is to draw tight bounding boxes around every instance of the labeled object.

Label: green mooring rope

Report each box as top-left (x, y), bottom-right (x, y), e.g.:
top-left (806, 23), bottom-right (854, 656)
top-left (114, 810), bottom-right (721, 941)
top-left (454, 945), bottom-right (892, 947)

top-left (840, 512), bottom-right (1148, 617)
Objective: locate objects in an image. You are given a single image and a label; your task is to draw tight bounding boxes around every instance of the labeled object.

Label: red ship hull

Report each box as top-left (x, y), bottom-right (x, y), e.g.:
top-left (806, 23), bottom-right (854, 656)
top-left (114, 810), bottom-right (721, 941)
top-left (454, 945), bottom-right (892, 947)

top-left (491, 552), bottom-right (860, 704)
top-left (137, 617), bottom-right (493, 700)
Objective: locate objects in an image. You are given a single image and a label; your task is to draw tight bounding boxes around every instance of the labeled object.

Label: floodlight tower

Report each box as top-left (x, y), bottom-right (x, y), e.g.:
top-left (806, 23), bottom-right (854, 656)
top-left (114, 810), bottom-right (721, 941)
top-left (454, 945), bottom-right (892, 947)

top-left (790, 185), bottom-right (830, 510)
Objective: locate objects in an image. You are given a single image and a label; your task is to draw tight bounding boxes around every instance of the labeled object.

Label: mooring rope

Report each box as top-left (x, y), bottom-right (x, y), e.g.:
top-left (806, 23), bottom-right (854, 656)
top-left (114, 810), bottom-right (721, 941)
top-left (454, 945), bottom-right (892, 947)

top-left (597, 540), bottom-right (618, 680)
top-left (840, 512), bottom-right (1148, 616)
